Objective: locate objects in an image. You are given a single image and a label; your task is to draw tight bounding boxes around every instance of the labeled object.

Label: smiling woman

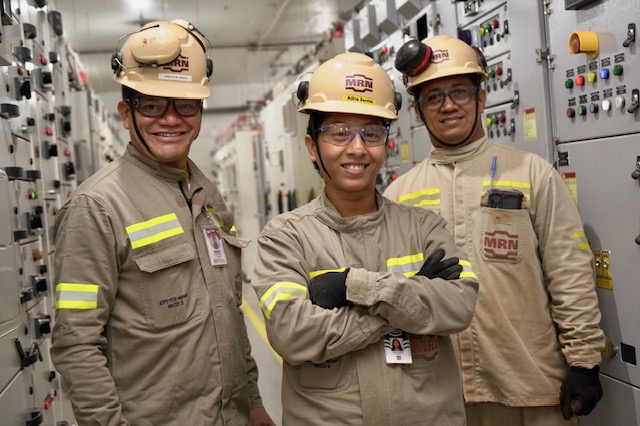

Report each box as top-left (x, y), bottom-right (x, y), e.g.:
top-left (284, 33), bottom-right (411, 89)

top-left (295, 52), bottom-right (399, 217)
top-left (250, 50), bottom-right (478, 425)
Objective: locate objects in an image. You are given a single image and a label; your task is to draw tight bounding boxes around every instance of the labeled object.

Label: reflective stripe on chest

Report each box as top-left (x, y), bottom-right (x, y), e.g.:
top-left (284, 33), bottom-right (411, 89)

top-left (126, 213), bottom-right (184, 249)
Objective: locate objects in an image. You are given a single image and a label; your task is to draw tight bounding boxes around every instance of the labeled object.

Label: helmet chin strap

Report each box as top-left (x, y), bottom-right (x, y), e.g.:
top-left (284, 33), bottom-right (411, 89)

top-left (129, 103), bottom-right (152, 153)
top-left (425, 93), bottom-right (481, 148)
top-left (314, 140), bottom-right (333, 181)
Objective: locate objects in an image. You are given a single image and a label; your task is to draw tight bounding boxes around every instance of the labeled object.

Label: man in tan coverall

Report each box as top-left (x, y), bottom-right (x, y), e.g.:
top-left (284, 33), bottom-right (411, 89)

top-left (386, 34), bottom-right (605, 426)
top-left (51, 19), bottom-right (274, 426)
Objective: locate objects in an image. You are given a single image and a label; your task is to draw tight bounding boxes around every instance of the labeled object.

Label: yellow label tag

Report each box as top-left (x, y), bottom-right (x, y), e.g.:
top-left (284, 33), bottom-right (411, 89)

top-left (596, 278), bottom-right (613, 290)
top-left (400, 140), bottom-right (410, 162)
top-left (343, 94), bottom-right (376, 105)
top-left (522, 107), bottom-right (537, 141)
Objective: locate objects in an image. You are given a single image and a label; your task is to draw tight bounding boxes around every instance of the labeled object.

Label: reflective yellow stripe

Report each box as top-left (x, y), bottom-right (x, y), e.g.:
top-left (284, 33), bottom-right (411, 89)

top-left (387, 253), bottom-right (424, 277)
top-left (126, 213), bottom-right (184, 249)
top-left (55, 283), bottom-right (99, 310)
top-left (397, 188), bottom-right (441, 207)
top-left (259, 282), bottom-right (308, 320)
top-left (573, 230), bottom-right (590, 250)
top-left (207, 208), bottom-right (237, 234)
top-left (482, 180), bottom-right (531, 200)
top-left (459, 260), bottom-right (478, 280)
top-left (309, 267), bottom-right (348, 280)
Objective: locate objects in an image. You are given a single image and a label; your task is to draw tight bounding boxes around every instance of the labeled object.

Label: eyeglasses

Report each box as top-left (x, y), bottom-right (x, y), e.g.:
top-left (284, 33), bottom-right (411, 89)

top-left (418, 85), bottom-right (477, 111)
top-left (317, 123), bottom-right (389, 147)
top-left (130, 96), bottom-right (203, 118)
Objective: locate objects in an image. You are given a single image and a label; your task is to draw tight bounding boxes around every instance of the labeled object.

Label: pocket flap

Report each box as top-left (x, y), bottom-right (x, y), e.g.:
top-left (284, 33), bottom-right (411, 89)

top-left (221, 232), bottom-right (250, 249)
top-left (134, 242), bottom-right (195, 273)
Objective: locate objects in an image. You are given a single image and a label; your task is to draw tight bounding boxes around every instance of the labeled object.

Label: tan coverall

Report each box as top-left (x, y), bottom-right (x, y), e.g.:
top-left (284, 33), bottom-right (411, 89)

top-left (51, 144), bottom-right (262, 426)
top-left (385, 136), bottom-right (604, 417)
top-left (252, 191), bottom-right (479, 425)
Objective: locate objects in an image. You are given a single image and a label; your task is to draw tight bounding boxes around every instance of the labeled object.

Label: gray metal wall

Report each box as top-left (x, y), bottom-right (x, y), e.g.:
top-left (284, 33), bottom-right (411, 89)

top-left (0, 1), bottom-right (119, 424)
top-left (549, 3), bottom-right (640, 423)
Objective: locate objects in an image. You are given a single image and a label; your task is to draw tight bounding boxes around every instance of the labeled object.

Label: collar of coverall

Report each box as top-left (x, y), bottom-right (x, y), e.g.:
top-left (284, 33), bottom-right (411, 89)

top-left (428, 135), bottom-right (489, 165)
top-left (316, 190), bottom-right (386, 233)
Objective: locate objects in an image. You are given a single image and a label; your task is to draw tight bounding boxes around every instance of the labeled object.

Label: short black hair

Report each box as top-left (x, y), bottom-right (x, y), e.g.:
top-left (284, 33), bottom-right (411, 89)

top-left (305, 112), bottom-right (330, 174)
top-left (122, 85), bottom-right (138, 101)
top-left (305, 111), bottom-right (331, 143)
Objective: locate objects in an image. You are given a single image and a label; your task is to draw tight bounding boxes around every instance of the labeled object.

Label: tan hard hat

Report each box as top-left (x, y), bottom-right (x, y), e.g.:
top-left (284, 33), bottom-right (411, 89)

top-left (402, 35), bottom-right (486, 95)
top-left (112, 19), bottom-right (212, 99)
top-left (298, 52), bottom-right (398, 120)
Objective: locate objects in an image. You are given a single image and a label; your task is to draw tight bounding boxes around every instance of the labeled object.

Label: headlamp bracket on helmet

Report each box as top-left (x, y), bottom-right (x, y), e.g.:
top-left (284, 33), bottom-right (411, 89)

top-left (296, 80), bottom-right (309, 105)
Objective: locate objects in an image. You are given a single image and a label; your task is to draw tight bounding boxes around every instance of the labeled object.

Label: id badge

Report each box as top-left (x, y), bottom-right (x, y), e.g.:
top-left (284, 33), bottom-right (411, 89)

top-left (383, 329), bottom-right (412, 364)
top-left (202, 225), bottom-right (227, 266)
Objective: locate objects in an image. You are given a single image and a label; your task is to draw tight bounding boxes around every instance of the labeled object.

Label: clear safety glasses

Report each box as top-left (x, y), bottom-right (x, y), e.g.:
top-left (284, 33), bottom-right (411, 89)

top-left (318, 122), bottom-right (390, 147)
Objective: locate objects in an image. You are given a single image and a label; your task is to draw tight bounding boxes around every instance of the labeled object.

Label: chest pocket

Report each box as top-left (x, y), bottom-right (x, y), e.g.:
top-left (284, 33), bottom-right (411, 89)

top-left (292, 355), bottom-right (353, 392)
top-left (480, 190), bottom-right (528, 263)
top-left (133, 240), bottom-right (206, 331)
top-left (402, 334), bottom-right (440, 374)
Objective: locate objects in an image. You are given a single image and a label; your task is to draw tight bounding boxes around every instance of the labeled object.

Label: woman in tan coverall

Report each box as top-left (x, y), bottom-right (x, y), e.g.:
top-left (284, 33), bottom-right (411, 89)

top-left (251, 52), bottom-right (479, 425)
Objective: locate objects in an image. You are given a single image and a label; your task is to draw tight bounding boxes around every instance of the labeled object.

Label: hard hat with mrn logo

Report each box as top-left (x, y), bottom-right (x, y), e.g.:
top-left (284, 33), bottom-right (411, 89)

top-left (112, 19), bottom-right (213, 99)
top-left (395, 35), bottom-right (486, 95)
top-left (297, 52), bottom-right (399, 120)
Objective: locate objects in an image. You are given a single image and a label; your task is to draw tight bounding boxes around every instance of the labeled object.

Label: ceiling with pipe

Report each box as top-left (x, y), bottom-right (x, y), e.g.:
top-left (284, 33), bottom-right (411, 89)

top-left (55, 0), bottom-right (364, 101)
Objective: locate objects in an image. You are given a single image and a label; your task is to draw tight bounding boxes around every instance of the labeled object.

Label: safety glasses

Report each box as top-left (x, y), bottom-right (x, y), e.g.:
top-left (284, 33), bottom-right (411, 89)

top-left (130, 96), bottom-right (203, 118)
top-left (318, 122), bottom-right (389, 147)
top-left (418, 85), bottom-right (477, 110)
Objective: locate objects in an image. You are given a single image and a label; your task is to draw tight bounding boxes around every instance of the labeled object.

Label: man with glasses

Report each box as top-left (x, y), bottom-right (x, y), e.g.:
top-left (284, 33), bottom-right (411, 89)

top-left (50, 19), bottom-right (275, 426)
top-left (251, 52), bottom-right (478, 424)
top-left (386, 34), bottom-right (604, 425)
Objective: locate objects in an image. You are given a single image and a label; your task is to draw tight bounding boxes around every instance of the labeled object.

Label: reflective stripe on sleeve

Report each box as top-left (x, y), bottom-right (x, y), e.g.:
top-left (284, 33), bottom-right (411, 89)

top-left (459, 260), bottom-right (478, 280)
top-left (55, 283), bottom-right (99, 310)
top-left (573, 230), bottom-right (591, 251)
top-left (259, 282), bottom-right (308, 320)
top-left (125, 213), bottom-right (184, 249)
top-left (387, 253), bottom-right (425, 277)
top-left (309, 267), bottom-right (349, 280)
top-left (397, 188), bottom-right (441, 207)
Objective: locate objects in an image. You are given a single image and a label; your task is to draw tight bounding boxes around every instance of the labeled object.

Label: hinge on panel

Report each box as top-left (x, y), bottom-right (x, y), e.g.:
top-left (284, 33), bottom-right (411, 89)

top-left (543, 0), bottom-right (552, 15)
top-left (460, 0), bottom-right (480, 17)
top-left (536, 48), bottom-right (555, 69)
